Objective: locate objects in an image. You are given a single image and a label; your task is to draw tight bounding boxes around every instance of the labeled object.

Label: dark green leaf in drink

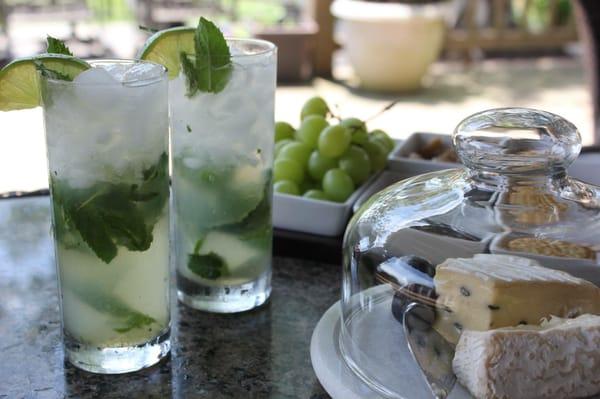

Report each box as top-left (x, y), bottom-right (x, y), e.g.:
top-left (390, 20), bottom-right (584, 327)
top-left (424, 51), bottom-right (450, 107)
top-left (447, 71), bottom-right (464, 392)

top-left (69, 203), bottom-right (118, 263)
top-left (69, 285), bottom-right (157, 334)
top-left (188, 252), bottom-right (228, 279)
top-left (51, 152), bottom-right (169, 263)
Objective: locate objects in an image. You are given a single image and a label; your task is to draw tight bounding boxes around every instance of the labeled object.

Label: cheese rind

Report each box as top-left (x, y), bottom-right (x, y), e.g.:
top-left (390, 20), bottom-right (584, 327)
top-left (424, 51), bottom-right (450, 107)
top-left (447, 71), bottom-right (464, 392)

top-left (433, 254), bottom-right (600, 343)
top-left (453, 314), bottom-right (600, 399)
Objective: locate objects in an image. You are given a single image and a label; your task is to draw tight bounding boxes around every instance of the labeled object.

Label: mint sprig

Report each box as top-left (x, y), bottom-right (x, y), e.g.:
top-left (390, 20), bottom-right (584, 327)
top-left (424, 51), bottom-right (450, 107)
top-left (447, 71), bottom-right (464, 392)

top-left (185, 179), bottom-right (272, 280)
top-left (69, 285), bottom-right (156, 334)
top-left (46, 36), bottom-right (73, 56)
top-left (35, 61), bottom-right (74, 81)
top-left (65, 188), bottom-right (153, 263)
top-left (36, 36), bottom-right (77, 83)
top-left (188, 252), bottom-right (228, 279)
top-left (180, 17), bottom-right (232, 97)
top-left (52, 152), bottom-right (169, 263)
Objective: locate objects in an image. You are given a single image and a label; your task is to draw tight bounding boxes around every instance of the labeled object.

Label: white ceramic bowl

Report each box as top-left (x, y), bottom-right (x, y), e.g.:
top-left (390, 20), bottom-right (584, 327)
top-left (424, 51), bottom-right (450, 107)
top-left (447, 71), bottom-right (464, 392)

top-left (273, 172), bottom-right (380, 237)
top-left (387, 132), bottom-right (459, 175)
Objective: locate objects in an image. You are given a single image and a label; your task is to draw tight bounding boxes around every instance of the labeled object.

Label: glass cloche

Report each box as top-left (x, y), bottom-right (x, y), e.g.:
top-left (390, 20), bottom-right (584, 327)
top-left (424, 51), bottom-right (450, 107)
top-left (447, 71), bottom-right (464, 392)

top-left (340, 108), bottom-right (600, 399)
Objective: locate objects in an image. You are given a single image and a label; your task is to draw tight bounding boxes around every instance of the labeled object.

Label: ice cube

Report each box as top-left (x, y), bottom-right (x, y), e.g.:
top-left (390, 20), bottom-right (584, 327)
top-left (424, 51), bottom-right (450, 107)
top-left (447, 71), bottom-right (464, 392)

top-left (99, 63), bottom-right (130, 82)
top-left (74, 67), bottom-right (120, 85)
top-left (223, 63), bottom-right (248, 93)
top-left (123, 62), bottom-right (165, 86)
top-left (74, 69), bottom-right (125, 109)
top-left (183, 156), bottom-right (203, 170)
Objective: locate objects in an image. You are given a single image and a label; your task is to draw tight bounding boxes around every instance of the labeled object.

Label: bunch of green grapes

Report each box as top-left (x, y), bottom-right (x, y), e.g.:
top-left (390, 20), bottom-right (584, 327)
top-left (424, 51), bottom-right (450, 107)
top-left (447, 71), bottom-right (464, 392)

top-left (273, 96), bottom-right (394, 203)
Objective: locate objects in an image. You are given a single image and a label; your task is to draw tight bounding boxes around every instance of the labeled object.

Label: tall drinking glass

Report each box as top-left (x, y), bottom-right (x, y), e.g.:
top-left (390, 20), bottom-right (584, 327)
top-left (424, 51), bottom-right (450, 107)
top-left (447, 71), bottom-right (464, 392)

top-left (42, 60), bottom-right (171, 373)
top-left (171, 39), bottom-right (277, 313)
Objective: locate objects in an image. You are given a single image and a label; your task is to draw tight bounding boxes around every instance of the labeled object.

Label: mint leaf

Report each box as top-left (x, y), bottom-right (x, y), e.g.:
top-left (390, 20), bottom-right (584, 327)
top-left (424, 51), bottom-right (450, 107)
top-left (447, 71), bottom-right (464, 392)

top-left (69, 285), bottom-right (156, 334)
top-left (180, 17), bottom-right (232, 97)
top-left (192, 237), bottom-right (204, 254)
top-left (96, 191), bottom-right (153, 252)
top-left (68, 189), bottom-right (152, 262)
top-left (69, 203), bottom-right (118, 263)
top-left (46, 36), bottom-right (73, 56)
top-left (113, 312), bottom-right (156, 334)
top-left (188, 252), bottom-right (227, 279)
top-left (194, 17), bottom-right (232, 93)
top-left (138, 25), bottom-right (158, 34)
top-left (220, 178), bottom-right (272, 245)
top-left (130, 152), bottom-right (168, 202)
top-left (131, 152), bottom-right (169, 225)
top-left (180, 53), bottom-right (199, 98)
top-left (51, 153), bottom-right (168, 263)
top-left (35, 61), bottom-right (73, 81)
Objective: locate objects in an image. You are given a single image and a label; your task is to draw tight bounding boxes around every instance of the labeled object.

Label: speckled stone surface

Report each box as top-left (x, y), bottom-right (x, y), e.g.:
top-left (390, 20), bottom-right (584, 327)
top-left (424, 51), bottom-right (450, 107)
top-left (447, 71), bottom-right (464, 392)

top-left (0, 196), bottom-right (338, 398)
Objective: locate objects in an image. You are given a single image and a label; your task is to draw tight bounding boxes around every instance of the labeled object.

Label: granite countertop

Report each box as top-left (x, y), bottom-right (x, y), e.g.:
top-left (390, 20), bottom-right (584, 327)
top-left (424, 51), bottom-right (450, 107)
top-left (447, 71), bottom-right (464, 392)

top-left (0, 196), bottom-right (338, 398)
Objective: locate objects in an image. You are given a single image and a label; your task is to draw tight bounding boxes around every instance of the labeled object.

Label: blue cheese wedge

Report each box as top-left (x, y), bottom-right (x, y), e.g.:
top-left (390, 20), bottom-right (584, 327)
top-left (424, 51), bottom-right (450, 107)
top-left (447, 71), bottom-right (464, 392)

top-left (433, 254), bottom-right (600, 343)
top-left (453, 314), bottom-right (600, 399)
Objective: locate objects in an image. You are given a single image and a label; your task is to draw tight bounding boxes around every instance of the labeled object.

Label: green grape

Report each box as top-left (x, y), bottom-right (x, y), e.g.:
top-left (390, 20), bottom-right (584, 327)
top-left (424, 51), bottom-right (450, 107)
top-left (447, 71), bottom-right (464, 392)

top-left (318, 125), bottom-right (351, 158)
top-left (351, 129), bottom-right (369, 146)
top-left (307, 150), bottom-right (337, 181)
top-left (300, 96), bottom-right (329, 120)
top-left (340, 118), bottom-right (368, 146)
top-left (340, 118), bottom-right (366, 134)
top-left (362, 139), bottom-right (388, 172)
top-left (370, 129), bottom-right (395, 152)
top-left (277, 141), bottom-right (312, 166)
top-left (322, 168), bottom-right (355, 203)
top-left (275, 121), bottom-right (295, 142)
top-left (303, 189), bottom-right (329, 201)
top-left (296, 115), bottom-right (328, 149)
top-left (274, 158), bottom-right (304, 184)
top-left (339, 145), bottom-right (371, 185)
top-left (274, 180), bottom-right (300, 196)
top-left (275, 139), bottom-right (293, 158)
top-left (300, 177), bottom-right (320, 193)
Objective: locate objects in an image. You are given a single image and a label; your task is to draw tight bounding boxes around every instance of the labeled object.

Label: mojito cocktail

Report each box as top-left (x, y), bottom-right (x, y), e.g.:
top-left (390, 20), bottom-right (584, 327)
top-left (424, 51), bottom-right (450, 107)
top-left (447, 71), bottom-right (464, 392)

top-left (42, 60), bottom-right (170, 373)
top-left (141, 21), bottom-right (276, 313)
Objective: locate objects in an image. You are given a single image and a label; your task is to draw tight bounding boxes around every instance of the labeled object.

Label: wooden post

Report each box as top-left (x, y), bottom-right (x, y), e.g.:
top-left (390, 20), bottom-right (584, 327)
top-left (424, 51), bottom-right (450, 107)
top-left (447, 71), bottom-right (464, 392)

top-left (0, 0), bottom-right (8, 35)
top-left (575, 0), bottom-right (600, 143)
top-left (309, 0), bottom-right (335, 78)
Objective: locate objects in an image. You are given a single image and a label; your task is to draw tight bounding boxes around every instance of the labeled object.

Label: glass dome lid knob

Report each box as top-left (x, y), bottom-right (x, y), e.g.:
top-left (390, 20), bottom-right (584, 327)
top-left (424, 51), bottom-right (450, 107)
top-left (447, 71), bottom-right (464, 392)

top-left (453, 107), bottom-right (582, 174)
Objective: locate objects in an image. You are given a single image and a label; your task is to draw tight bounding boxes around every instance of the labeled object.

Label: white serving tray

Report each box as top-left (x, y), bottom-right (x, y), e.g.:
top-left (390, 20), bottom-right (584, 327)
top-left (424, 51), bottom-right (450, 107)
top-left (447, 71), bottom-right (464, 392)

top-left (272, 139), bottom-right (406, 237)
top-left (387, 132), bottom-right (459, 175)
top-left (273, 172), bottom-right (380, 237)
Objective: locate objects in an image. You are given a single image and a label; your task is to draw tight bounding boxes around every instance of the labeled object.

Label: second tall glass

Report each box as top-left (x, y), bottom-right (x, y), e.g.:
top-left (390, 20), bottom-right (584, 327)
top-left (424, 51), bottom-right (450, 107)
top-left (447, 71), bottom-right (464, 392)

top-left (43, 59), bottom-right (171, 373)
top-left (171, 39), bottom-right (277, 313)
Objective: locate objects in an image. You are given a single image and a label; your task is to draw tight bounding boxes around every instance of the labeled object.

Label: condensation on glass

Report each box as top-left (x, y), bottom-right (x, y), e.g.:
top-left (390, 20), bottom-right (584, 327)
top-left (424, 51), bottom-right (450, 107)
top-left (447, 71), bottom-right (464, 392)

top-left (42, 59), bottom-right (170, 374)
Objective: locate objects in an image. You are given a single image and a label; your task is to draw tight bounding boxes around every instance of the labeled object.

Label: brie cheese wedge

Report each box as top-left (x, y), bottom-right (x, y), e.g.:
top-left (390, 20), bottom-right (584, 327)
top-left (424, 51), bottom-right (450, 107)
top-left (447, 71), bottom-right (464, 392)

top-left (433, 254), bottom-right (600, 343)
top-left (453, 314), bottom-right (600, 399)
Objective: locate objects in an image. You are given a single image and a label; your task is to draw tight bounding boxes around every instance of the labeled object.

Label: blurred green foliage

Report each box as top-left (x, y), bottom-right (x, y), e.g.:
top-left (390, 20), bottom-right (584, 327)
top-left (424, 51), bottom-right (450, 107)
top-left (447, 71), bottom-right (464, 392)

top-left (512, 0), bottom-right (572, 33)
top-left (86, 0), bottom-right (133, 21)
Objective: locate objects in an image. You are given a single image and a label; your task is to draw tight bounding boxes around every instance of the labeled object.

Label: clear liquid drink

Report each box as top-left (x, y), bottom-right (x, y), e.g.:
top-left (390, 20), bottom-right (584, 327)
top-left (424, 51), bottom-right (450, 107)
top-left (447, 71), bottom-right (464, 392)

top-left (171, 39), bottom-right (277, 313)
top-left (42, 60), bottom-right (170, 373)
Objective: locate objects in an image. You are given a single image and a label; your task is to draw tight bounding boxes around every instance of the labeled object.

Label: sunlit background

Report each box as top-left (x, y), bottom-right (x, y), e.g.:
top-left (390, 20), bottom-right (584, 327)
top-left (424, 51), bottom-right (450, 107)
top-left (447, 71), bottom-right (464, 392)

top-left (0, 0), bottom-right (594, 192)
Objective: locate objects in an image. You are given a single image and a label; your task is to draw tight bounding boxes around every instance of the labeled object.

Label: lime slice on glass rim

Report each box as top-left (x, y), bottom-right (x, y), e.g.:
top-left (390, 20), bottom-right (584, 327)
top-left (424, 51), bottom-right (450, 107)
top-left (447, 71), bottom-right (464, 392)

top-left (138, 27), bottom-right (195, 79)
top-left (0, 54), bottom-right (89, 111)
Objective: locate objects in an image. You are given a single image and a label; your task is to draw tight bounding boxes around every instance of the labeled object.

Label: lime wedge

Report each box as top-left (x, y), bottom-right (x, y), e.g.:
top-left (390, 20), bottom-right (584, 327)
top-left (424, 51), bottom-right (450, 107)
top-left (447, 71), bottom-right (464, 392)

top-left (138, 27), bottom-right (195, 79)
top-left (0, 54), bottom-right (89, 111)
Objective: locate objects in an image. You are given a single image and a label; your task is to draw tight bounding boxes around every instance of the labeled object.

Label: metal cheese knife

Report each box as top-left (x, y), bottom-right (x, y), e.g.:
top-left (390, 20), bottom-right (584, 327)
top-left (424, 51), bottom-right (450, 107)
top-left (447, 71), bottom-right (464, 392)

top-left (403, 302), bottom-right (457, 399)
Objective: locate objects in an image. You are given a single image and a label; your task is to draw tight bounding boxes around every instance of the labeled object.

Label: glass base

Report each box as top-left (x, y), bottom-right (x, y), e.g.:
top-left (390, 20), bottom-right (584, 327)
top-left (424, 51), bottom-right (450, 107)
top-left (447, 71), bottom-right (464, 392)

top-left (64, 328), bottom-right (170, 374)
top-left (177, 271), bottom-right (271, 313)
